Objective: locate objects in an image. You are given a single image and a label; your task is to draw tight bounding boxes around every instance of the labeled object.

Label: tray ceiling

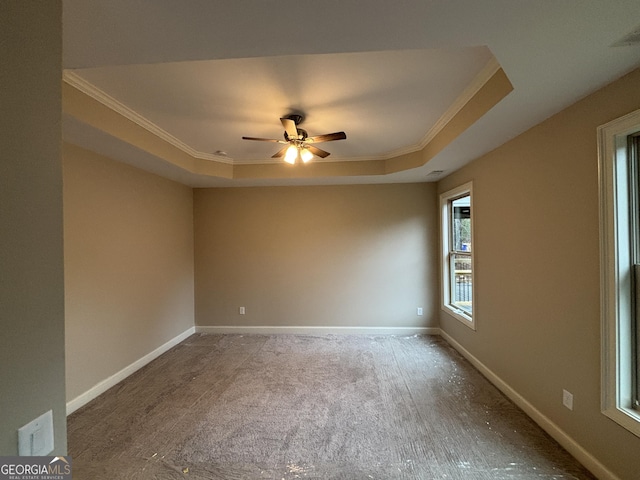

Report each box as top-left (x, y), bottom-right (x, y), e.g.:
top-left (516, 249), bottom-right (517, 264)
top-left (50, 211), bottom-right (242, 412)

top-left (62, 0), bottom-right (640, 187)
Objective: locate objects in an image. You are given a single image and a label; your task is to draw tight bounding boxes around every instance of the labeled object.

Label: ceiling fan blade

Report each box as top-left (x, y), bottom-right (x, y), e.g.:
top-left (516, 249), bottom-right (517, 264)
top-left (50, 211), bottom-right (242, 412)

top-left (242, 136), bottom-right (287, 143)
top-left (272, 145), bottom-right (289, 158)
top-left (307, 131), bottom-right (346, 143)
top-left (280, 117), bottom-right (299, 140)
top-left (306, 145), bottom-right (331, 158)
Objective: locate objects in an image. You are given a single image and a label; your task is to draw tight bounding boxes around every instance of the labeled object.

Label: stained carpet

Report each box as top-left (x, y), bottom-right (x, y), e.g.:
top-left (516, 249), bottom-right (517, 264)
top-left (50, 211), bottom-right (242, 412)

top-left (67, 334), bottom-right (595, 479)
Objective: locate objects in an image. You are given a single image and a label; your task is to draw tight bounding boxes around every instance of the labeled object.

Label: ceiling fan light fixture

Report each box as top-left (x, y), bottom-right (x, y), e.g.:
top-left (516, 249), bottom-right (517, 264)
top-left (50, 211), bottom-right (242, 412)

top-left (243, 115), bottom-right (346, 164)
top-left (284, 144), bottom-right (298, 164)
top-left (300, 147), bottom-right (313, 163)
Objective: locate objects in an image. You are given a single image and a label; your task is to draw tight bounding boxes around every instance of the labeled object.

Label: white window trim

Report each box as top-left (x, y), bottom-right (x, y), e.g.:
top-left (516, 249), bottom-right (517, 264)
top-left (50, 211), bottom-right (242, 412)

top-left (440, 181), bottom-right (476, 330)
top-left (598, 107), bottom-right (640, 438)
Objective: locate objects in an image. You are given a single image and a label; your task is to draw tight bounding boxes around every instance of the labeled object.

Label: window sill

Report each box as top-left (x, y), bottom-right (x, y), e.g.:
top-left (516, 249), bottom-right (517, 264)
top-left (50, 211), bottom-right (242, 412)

top-left (443, 305), bottom-right (476, 330)
top-left (602, 406), bottom-right (640, 438)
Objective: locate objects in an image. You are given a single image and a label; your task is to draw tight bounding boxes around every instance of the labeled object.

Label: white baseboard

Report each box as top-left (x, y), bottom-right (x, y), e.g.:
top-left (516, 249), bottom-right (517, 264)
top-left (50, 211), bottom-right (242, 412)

top-left (439, 330), bottom-right (620, 480)
top-left (66, 326), bottom-right (196, 416)
top-left (195, 325), bottom-right (440, 336)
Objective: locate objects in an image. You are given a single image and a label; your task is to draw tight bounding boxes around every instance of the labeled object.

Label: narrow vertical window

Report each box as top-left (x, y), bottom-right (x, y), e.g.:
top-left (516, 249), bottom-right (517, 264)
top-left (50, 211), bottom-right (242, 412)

top-left (450, 195), bottom-right (472, 314)
top-left (441, 182), bottom-right (475, 329)
top-left (630, 133), bottom-right (640, 410)
top-left (598, 108), bottom-right (640, 437)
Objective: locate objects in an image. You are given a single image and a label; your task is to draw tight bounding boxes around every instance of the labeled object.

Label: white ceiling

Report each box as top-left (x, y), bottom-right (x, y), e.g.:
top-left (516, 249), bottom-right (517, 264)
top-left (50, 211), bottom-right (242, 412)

top-left (62, 0), bottom-right (640, 187)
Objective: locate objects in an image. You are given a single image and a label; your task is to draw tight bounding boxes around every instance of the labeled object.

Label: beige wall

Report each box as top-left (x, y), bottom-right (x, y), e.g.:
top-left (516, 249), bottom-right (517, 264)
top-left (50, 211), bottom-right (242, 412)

top-left (194, 184), bottom-right (438, 329)
top-left (438, 67), bottom-right (640, 479)
top-left (0, 2), bottom-right (67, 455)
top-left (63, 144), bottom-right (195, 402)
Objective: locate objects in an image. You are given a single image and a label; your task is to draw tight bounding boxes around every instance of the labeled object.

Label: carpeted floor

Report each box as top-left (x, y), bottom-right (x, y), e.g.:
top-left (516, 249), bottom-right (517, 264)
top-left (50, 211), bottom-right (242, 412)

top-left (67, 334), bottom-right (596, 479)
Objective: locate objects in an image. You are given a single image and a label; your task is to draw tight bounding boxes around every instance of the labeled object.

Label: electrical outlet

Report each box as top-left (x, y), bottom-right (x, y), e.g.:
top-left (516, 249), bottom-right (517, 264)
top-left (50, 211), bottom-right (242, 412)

top-left (239, 307), bottom-right (245, 315)
top-left (562, 389), bottom-right (574, 411)
top-left (417, 307), bottom-right (423, 316)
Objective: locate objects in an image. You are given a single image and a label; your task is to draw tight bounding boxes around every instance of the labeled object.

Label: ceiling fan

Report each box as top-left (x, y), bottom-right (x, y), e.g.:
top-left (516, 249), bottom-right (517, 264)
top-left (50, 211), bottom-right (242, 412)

top-left (242, 114), bottom-right (347, 164)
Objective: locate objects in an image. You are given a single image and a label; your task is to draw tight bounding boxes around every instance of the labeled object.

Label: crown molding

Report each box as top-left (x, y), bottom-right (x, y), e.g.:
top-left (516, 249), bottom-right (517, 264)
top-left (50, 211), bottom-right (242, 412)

top-left (62, 70), bottom-right (234, 165)
top-left (418, 56), bottom-right (501, 149)
top-left (62, 72), bottom-right (389, 166)
top-left (63, 57), bottom-right (501, 168)
top-left (335, 57), bottom-right (502, 162)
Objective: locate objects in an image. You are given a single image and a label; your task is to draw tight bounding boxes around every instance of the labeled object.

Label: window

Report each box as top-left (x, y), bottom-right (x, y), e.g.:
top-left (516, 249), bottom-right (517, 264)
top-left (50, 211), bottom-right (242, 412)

top-left (441, 182), bottom-right (475, 329)
top-left (598, 108), bottom-right (640, 437)
top-left (631, 133), bottom-right (640, 413)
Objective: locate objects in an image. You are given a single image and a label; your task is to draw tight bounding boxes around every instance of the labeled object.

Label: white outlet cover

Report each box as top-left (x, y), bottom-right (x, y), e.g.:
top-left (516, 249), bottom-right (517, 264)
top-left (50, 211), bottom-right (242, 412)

top-left (562, 389), bottom-right (574, 411)
top-left (18, 410), bottom-right (54, 456)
